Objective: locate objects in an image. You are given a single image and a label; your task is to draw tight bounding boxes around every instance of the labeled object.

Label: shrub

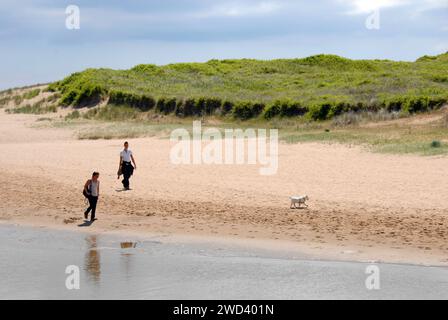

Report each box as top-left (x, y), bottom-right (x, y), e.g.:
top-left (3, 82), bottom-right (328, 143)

top-left (280, 101), bottom-right (307, 117)
top-left (307, 102), bottom-right (332, 121)
top-left (73, 84), bottom-right (104, 106)
top-left (263, 104), bottom-right (281, 120)
top-left (194, 97), bottom-right (207, 116)
top-left (156, 97), bottom-right (166, 113)
top-left (109, 91), bottom-right (156, 111)
top-left (403, 96), bottom-right (428, 113)
top-left (252, 103), bottom-right (265, 117)
top-left (183, 98), bottom-right (196, 116)
top-left (221, 101), bottom-right (234, 115)
top-left (386, 95), bottom-right (448, 114)
top-left (382, 96), bottom-right (446, 114)
top-left (59, 82), bottom-right (105, 107)
top-left (232, 101), bottom-right (265, 120)
top-left (131, 64), bottom-right (158, 73)
top-left (174, 100), bottom-right (185, 117)
top-left (427, 97), bottom-right (446, 110)
top-left (165, 98), bottom-right (177, 114)
top-left (385, 97), bottom-right (407, 112)
top-left (60, 90), bottom-right (78, 106)
top-left (432, 75), bottom-right (448, 83)
top-left (417, 55), bottom-right (438, 62)
top-left (232, 102), bottom-right (252, 120)
top-left (138, 95), bottom-right (157, 111)
top-left (264, 100), bottom-right (308, 119)
top-left (328, 102), bottom-right (350, 118)
top-left (431, 140), bottom-right (442, 148)
top-left (156, 97), bottom-right (177, 114)
top-left (204, 98), bottom-right (222, 115)
top-left (47, 82), bottom-right (59, 92)
top-left (108, 91), bottom-right (126, 105)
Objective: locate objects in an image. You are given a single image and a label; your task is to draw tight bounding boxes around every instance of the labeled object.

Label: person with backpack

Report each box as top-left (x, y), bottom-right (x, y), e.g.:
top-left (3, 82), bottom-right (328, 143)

top-left (83, 172), bottom-right (100, 222)
top-left (117, 141), bottom-right (137, 190)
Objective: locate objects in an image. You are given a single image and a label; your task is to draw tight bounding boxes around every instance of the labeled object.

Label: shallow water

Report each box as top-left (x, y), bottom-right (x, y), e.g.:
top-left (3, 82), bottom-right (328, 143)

top-left (0, 224), bottom-right (447, 299)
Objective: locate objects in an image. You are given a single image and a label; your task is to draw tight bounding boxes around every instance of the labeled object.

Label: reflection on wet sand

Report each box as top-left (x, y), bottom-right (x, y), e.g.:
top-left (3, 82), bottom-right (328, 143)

top-left (85, 235), bottom-right (101, 283)
top-left (120, 242), bottom-right (137, 281)
top-left (120, 242), bottom-right (137, 249)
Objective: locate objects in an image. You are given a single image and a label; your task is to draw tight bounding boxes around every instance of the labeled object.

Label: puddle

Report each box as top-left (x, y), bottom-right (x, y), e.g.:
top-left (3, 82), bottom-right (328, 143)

top-left (0, 224), bottom-right (447, 299)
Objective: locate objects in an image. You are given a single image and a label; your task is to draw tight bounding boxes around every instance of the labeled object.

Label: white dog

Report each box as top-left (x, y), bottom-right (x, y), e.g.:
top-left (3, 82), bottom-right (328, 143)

top-left (290, 195), bottom-right (309, 209)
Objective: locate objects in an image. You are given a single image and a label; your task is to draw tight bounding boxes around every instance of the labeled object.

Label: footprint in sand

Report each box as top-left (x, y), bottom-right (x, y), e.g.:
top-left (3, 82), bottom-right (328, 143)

top-left (63, 217), bottom-right (81, 224)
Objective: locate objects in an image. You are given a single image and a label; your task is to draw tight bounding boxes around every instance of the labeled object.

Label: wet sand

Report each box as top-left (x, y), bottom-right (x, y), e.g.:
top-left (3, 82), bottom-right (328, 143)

top-left (1, 110), bottom-right (448, 266)
top-left (0, 224), bottom-right (447, 300)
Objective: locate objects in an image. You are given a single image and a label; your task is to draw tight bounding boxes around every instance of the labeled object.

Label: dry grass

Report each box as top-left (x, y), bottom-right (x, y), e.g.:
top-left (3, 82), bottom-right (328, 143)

top-left (36, 107), bottom-right (448, 156)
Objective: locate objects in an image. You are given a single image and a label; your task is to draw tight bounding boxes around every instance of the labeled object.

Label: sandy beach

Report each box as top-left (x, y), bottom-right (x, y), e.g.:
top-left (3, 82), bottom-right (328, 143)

top-left (1, 109), bottom-right (448, 266)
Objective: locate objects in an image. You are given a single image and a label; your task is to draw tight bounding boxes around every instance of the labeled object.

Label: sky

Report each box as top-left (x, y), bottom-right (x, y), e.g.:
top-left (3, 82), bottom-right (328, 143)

top-left (0, 0), bottom-right (447, 89)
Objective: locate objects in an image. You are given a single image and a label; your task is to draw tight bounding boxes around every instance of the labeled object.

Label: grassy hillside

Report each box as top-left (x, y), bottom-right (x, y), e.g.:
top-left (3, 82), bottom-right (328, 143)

top-left (39, 53), bottom-right (448, 120)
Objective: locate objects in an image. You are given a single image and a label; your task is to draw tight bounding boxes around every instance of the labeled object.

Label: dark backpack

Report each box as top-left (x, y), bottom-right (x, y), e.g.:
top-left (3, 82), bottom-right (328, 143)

top-left (83, 180), bottom-right (91, 198)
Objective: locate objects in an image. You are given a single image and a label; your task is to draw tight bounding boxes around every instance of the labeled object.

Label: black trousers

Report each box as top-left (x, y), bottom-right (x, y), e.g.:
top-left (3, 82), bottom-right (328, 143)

top-left (121, 161), bottom-right (134, 189)
top-left (85, 196), bottom-right (98, 220)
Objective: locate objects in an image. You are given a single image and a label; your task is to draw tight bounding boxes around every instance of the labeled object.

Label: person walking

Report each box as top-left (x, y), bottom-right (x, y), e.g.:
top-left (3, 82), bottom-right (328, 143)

top-left (118, 141), bottom-right (137, 190)
top-left (83, 172), bottom-right (100, 222)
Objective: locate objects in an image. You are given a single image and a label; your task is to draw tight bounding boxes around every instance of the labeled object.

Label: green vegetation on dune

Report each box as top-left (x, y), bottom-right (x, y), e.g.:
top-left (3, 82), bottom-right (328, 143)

top-left (45, 53), bottom-right (447, 121)
top-left (6, 100), bottom-right (57, 115)
top-left (3, 53), bottom-right (446, 156)
top-left (22, 88), bottom-right (41, 100)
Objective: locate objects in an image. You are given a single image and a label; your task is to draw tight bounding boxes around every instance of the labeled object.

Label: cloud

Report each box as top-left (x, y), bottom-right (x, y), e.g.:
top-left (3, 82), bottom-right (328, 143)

top-left (421, 0), bottom-right (448, 9)
top-left (196, 1), bottom-right (282, 18)
top-left (0, 0), bottom-right (447, 89)
top-left (413, 0), bottom-right (448, 16)
top-left (78, 1), bottom-right (282, 25)
top-left (338, 0), bottom-right (448, 14)
top-left (338, 0), bottom-right (409, 14)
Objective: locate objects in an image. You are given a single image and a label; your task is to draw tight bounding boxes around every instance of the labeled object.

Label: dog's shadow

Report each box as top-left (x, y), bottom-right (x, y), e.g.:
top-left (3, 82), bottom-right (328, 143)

top-left (115, 188), bottom-right (132, 192)
top-left (290, 206), bottom-right (309, 210)
top-left (78, 220), bottom-right (94, 227)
